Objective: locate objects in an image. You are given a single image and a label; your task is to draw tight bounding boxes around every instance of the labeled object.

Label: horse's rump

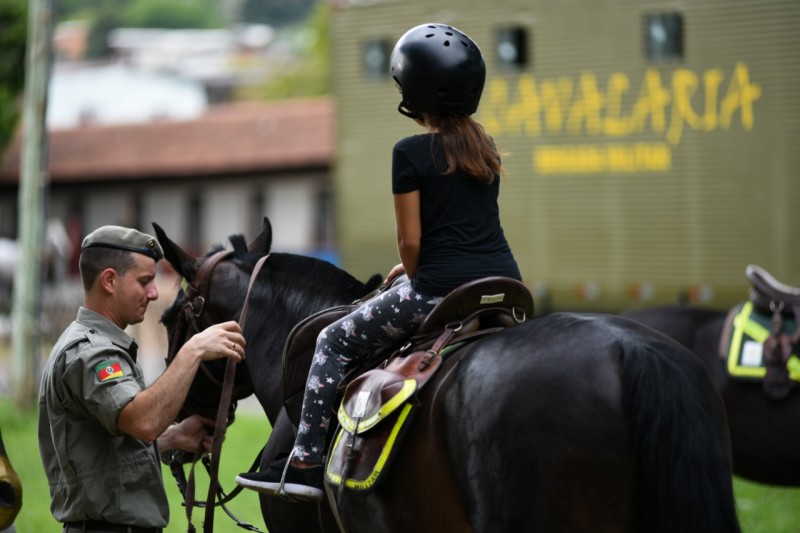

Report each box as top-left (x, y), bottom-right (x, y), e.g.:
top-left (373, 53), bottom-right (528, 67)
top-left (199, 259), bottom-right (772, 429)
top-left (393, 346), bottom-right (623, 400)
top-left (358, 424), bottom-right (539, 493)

top-left (336, 313), bottom-right (739, 533)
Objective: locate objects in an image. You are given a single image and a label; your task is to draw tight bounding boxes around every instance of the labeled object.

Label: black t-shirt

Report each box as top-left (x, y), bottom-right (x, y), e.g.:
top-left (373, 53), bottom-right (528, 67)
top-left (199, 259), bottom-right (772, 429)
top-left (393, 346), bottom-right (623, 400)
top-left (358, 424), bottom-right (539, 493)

top-left (392, 133), bottom-right (521, 296)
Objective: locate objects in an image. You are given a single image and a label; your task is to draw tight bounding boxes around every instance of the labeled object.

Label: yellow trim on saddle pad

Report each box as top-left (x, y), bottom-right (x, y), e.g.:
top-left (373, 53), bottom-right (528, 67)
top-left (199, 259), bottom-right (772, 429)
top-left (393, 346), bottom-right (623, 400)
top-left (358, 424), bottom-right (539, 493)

top-left (727, 301), bottom-right (800, 382)
top-left (337, 379), bottom-right (417, 434)
top-left (325, 402), bottom-right (415, 491)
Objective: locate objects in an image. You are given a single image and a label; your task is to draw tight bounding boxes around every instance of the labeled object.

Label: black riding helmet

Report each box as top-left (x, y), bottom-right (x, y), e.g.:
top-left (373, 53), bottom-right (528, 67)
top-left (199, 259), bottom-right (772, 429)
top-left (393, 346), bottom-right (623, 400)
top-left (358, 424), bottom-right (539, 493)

top-left (390, 23), bottom-right (486, 119)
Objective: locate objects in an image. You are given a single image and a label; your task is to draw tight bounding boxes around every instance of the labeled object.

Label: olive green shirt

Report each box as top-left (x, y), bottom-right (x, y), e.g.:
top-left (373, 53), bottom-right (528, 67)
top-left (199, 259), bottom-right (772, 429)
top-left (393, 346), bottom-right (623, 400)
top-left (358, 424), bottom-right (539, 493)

top-left (38, 307), bottom-right (169, 527)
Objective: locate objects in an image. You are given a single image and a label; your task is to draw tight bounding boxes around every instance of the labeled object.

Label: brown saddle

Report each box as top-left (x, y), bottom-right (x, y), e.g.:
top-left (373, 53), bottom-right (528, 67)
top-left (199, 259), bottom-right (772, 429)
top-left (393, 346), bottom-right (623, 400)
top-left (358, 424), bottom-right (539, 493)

top-left (746, 264), bottom-right (800, 314)
top-left (325, 276), bottom-right (534, 495)
top-left (282, 276), bottom-right (534, 427)
top-left (720, 265), bottom-right (800, 400)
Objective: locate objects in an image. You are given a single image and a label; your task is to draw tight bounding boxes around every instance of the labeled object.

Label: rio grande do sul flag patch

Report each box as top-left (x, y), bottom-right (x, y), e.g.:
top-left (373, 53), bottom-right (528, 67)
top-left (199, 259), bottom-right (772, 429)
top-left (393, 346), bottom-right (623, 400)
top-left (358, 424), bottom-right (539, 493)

top-left (95, 360), bottom-right (124, 382)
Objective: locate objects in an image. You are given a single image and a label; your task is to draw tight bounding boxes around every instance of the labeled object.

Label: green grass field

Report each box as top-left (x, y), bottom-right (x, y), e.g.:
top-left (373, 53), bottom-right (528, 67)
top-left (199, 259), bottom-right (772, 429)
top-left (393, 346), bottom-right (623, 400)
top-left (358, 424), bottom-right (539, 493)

top-left (3, 398), bottom-right (800, 532)
top-left (1, 400), bottom-right (270, 533)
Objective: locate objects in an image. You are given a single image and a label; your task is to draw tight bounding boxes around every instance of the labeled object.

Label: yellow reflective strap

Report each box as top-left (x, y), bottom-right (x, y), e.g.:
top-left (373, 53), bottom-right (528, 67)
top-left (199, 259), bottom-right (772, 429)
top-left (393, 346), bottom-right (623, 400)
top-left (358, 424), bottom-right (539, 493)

top-left (337, 379), bottom-right (417, 434)
top-left (789, 355), bottom-right (800, 382)
top-left (325, 402), bottom-right (415, 491)
top-left (728, 302), bottom-right (765, 378)
top-left (342, 403), bottom-right (414, 490)
top-left (325, 432), bottom-right (346, 486)
top-left (728, 301), bottom-right (800, 381)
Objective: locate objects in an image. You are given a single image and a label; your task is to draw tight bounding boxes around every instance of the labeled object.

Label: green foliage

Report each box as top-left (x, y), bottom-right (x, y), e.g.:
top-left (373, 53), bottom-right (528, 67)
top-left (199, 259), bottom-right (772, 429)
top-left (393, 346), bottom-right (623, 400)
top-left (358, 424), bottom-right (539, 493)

top-left (238, 1), bottom-right (330, 101)
top-left (62, 0), bottom-right (226, 59)
top-left (241, 0), bottom-right (316, 28)
top-left (0, 0), bottom-right (27, 152)
top-left (85, 9), bottom-right (121, 58)
top-left (122, 0), bottom-right (224, 29)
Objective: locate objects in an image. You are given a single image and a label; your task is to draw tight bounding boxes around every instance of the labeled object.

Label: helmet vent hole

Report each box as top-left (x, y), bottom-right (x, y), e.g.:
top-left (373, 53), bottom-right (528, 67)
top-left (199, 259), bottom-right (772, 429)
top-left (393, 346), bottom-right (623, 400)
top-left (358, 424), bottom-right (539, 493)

top-left (425, 34), bottom-right (434, 38)
top-left (445, 32), bottom-right (453, 36)
top-left (443, 40), bottom-right (450, 46)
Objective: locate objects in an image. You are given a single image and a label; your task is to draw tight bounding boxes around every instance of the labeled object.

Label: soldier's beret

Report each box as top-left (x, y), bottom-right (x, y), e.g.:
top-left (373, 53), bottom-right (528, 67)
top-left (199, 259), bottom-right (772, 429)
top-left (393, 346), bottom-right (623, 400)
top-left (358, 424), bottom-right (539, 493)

top-left (81, 225), bottom-right (164, 261)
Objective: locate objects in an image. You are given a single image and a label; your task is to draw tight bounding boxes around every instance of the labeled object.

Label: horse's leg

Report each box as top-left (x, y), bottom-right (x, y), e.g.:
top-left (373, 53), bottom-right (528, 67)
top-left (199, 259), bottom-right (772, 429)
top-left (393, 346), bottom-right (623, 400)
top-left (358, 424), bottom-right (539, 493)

top-left (258, 409), bottom-right (339, 533)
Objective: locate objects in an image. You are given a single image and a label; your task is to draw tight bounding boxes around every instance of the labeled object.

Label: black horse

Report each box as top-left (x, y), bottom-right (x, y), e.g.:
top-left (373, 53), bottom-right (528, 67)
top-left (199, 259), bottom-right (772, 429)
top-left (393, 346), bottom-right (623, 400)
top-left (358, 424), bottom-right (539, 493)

top-left (624, 301), bottom-right (800, 487)
top-left (156, 219), bottom-right (740, 533)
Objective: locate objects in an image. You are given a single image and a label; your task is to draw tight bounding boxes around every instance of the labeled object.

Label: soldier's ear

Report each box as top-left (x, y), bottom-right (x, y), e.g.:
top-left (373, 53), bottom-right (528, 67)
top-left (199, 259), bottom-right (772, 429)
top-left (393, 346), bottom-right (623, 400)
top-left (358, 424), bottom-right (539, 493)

top-left (97, 268), bottom-right (117, 294)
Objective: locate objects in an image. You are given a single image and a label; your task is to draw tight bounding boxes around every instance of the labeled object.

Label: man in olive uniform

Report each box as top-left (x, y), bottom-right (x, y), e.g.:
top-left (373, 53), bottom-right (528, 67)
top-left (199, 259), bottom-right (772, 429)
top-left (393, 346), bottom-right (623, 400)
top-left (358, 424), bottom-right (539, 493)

top-left (38, 226), bottom-right (247, 533)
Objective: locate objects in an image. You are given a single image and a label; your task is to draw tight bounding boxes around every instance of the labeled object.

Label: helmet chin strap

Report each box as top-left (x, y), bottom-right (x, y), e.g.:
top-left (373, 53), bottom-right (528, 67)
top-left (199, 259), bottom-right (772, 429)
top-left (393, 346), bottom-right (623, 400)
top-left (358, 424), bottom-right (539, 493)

top-left (398, 103), bottom-right (422, 121)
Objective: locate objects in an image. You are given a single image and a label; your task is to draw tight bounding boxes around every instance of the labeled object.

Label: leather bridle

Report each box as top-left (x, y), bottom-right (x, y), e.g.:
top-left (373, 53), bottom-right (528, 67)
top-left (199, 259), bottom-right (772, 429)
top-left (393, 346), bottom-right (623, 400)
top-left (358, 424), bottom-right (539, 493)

top-left (165, 250), bottom-right (269, 533)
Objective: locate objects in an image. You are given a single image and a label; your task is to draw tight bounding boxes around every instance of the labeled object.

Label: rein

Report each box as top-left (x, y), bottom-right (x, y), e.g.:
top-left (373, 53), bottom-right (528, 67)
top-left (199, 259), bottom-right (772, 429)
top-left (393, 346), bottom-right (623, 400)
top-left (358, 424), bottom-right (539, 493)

top-left (169, 251), bottom-right (269, 533)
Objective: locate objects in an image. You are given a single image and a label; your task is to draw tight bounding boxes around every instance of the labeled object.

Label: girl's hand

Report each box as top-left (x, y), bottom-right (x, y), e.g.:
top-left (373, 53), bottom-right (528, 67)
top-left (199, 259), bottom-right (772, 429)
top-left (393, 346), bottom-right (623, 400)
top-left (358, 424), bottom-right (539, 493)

top-left (384, 263), bottom-right (406, 285)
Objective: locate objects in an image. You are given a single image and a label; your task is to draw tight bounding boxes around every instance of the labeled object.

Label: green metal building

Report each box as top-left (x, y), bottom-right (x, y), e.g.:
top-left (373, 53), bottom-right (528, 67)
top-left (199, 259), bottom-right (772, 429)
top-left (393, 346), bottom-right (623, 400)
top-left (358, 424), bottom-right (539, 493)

top-left (330, 0), bottom-right (799, 312)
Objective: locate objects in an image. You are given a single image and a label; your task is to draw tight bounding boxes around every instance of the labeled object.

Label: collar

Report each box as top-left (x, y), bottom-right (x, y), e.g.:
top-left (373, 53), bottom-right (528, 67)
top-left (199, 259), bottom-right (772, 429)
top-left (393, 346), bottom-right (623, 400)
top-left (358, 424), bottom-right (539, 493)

top-left (76, 307), bottom-right (135, 353)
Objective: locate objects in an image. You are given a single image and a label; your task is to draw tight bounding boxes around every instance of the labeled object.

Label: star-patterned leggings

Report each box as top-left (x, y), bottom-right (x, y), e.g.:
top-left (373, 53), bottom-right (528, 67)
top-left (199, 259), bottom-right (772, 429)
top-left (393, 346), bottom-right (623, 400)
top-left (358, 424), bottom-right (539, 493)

top-left (292, 279), bottom-right (442, 464)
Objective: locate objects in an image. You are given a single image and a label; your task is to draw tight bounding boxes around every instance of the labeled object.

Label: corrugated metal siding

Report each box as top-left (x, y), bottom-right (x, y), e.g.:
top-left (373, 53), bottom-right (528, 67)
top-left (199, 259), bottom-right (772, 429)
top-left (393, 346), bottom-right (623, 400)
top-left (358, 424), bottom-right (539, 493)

top-left (332, 0), bottom-right (800, 311)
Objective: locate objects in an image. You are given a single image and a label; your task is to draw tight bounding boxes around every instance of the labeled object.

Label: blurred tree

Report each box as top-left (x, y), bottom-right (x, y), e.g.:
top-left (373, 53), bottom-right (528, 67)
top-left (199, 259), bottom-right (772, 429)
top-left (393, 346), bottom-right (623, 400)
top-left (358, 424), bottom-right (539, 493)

top-left (85, 8), bottom-right (120, 58)
top-left (241, 0), bottom-right (316, 27)
top-left (0, 0), bottom-right (27, 155)
top-left (238, 1), bottom-right (330, 101)
top-left (65, 0), bottom-right (225, 59)
top-left (123, 0), bottom-right (224, 29)
top-left (54, 0), bottom-right (117, 20)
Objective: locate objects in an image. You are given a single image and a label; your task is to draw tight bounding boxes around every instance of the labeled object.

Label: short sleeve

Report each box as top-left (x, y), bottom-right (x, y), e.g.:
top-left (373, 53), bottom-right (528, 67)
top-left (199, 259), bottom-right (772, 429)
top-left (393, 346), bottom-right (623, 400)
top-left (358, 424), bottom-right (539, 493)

top-left (61, 344), bottom-right (142, 435)
top-left (392, 142), bottom-right (420, 194)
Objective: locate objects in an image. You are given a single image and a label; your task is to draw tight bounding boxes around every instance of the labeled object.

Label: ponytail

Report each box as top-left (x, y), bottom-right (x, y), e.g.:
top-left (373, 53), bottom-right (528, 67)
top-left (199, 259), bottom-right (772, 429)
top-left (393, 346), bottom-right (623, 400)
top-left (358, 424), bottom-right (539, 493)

top-left (428, 114), bottom-right (502, 184)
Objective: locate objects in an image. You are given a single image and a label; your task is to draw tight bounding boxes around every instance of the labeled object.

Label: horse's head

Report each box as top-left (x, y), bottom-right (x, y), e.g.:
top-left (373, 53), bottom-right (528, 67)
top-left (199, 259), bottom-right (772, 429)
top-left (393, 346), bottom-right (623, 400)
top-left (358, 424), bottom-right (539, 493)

top-left (153, 219), bottom-right (273, 427)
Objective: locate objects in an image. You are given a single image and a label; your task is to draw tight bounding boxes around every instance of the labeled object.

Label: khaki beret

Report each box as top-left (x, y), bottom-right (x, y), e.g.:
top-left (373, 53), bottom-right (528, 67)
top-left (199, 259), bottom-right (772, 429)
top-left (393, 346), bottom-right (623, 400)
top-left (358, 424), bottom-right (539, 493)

top-left (81, 225), bottom-right (164, 261)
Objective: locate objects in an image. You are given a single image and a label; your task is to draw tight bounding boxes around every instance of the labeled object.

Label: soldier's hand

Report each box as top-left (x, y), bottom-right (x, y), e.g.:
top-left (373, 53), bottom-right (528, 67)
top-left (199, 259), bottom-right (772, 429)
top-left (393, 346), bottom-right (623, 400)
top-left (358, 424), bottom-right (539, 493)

top-left (160, 415), bottom-right (217, 453)
top-left (184, 321), bottom-right (246, 362)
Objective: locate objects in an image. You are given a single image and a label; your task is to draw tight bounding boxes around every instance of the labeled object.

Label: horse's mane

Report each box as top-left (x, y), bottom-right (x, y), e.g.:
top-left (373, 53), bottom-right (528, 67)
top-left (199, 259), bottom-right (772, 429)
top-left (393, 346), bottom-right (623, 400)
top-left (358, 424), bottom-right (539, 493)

top-left (226, 233), bottom-right (380, 302)
top-left (161, 234), bottom-right (381, 328)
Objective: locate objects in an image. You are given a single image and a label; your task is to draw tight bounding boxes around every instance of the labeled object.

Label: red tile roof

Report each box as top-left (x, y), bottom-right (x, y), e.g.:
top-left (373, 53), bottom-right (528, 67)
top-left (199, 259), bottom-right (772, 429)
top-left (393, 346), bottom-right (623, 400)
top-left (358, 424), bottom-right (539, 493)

top-left (0, 97), bottom-right (333, 183)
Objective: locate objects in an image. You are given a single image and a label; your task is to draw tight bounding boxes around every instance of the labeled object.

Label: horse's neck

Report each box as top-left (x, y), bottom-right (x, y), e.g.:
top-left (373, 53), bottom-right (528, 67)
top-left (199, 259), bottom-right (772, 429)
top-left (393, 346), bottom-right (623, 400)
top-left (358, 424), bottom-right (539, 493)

top-left (248, 277), bottom-right (363, 424)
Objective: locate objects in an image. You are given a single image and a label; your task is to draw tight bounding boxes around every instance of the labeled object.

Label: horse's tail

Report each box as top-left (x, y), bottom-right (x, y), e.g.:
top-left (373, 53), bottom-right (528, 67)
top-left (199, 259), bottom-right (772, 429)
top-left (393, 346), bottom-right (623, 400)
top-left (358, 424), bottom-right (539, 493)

top-left (620, 334), bottom-right (741, 533)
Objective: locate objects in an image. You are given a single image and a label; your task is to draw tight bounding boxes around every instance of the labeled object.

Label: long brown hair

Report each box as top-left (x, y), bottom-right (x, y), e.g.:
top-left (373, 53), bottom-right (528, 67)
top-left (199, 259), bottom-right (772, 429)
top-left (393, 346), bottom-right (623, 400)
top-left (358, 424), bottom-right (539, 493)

top-left (427, 114), bottom-right (502, 184)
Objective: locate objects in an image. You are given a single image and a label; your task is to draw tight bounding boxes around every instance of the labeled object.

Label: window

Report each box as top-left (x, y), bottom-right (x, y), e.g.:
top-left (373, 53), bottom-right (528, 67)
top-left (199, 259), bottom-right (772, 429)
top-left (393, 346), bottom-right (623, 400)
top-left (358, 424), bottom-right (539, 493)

top-left (363, 38), bottom-right (391, 80)
top-left (644, 13), bottom-right (684, 61)
top-left (313, 187), bottom-right (333, 247)
top-left (495, 27), bottom-right (529, 69)
top-left (187, 193), bottom-right (202, 254)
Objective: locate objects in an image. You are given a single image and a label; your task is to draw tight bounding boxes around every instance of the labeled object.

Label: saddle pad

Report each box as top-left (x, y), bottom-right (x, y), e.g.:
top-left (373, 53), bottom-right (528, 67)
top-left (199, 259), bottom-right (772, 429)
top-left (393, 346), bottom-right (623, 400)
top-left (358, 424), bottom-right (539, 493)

top-left (324, 340), bottom-right (451, 493)
top-left (325, 402), bottom-right (417, 492)
top-left (726, 301), bottom-right (800, 382)
top-left (338, 377), bottom-right (417, 433)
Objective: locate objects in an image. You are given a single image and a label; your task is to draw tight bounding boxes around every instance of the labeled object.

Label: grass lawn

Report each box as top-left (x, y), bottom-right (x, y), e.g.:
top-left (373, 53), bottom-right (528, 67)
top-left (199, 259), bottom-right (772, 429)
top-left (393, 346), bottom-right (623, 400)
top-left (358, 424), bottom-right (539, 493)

top-left (1, 400), bottom-right (271, 533)
top-left (3, 398), bottom-right (800, 532)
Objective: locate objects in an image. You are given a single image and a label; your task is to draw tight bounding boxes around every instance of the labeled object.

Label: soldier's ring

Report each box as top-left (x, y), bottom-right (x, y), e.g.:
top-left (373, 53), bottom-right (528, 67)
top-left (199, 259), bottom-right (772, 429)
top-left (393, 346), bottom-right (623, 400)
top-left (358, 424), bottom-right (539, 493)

top-left (231, 342), bottom-right (235, 350)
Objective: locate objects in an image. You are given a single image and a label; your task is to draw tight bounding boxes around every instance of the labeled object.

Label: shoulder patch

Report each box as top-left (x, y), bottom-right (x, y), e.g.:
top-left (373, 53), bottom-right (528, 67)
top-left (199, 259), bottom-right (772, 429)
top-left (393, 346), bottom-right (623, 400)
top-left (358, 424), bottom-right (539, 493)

top-left (95, 360), bottom-right (125, 382)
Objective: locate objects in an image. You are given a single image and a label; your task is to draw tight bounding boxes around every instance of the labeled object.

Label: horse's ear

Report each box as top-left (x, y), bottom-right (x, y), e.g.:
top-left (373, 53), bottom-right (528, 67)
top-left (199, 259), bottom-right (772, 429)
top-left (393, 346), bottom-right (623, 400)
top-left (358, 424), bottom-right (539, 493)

top-left (152, 222), bottom-right (199, 282)
top-left (364, 273), bottom-right (383, 293)
top-left (247, 217), bottom-right (273, 254)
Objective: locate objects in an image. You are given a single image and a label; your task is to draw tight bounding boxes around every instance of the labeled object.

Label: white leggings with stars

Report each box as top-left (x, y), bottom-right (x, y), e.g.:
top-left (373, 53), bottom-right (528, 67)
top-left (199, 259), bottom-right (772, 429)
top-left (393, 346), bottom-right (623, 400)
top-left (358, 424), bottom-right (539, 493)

top-left (292, 280), bottom-right (442, 464)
